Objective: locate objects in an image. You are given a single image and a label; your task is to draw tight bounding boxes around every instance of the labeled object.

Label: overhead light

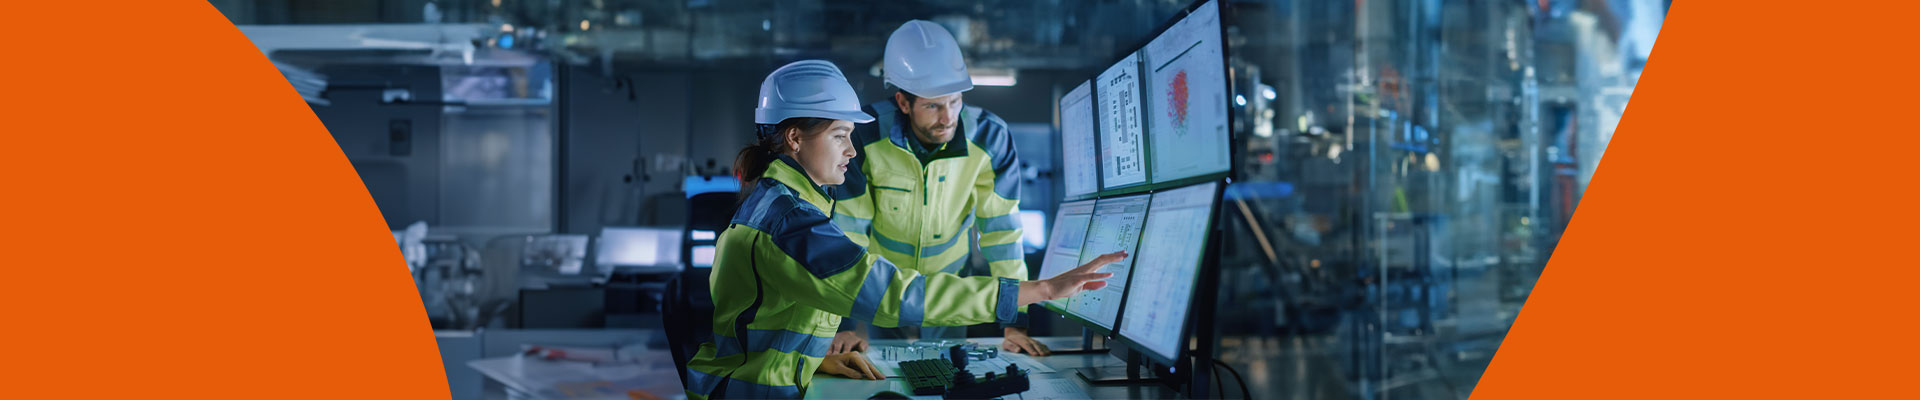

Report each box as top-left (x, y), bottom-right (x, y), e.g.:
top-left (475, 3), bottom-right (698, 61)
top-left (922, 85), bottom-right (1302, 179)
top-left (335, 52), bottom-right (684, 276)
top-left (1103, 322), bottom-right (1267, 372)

top-left (762, 19), bottom-right (771, 31)
top-left (1235, 95), bottom-right (1247, 106)
top-left (580, 20), bottom-right (591, 31)
top-left (1262, 85), bottom-right (1277, 100)
top-left (970, 68), bottom-right (1017, 87)
top-left (972, 75), bottom-right (1016, 86)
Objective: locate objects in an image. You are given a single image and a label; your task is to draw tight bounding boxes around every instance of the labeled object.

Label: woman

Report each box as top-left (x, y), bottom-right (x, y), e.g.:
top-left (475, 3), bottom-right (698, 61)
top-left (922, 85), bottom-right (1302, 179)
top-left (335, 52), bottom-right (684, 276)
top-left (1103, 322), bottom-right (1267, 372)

top-left (682, 60), bottom-right (1125, 399)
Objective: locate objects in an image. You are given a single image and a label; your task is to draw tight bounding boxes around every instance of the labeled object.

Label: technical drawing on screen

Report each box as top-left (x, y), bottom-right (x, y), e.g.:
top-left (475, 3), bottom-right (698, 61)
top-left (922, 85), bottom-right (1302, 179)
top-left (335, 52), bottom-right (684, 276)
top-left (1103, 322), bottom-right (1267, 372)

top-left (1142, 0), bottom-right (1230, 183)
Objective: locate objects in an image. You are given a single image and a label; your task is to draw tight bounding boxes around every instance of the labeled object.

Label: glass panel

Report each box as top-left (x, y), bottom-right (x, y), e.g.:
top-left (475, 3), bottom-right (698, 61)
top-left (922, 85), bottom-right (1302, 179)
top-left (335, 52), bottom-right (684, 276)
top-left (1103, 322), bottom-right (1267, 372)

top-left (439, 107), bottom-right (554, 233)
top-left (1216, 1), bottom-right (1660, 398)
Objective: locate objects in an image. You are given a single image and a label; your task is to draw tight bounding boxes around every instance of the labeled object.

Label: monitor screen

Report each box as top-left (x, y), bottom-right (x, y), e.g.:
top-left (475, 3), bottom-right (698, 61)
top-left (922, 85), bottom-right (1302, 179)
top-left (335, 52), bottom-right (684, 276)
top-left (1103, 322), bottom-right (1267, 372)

top-left (691, 245), bottom-right (716, 268)
top-left (1142, 0), bottom-right (1230, 184)
top-left (1063, 194), bottom-right (1150, 330)
top-left (1117, 181), bottom-right (1221, 362)
top-left (1037, 200), bottom-right (1098, 312)
top-left (595, 227), bottom-right (683, 272)
top-left (1059, 80), bottom-right (1100, 199)
top-left (1019, 210), bottom-right (1048, 251)
top-left (1097, 53), bottom-right (1148, 190)
top-left (683, 175), bottom-right (741, 198)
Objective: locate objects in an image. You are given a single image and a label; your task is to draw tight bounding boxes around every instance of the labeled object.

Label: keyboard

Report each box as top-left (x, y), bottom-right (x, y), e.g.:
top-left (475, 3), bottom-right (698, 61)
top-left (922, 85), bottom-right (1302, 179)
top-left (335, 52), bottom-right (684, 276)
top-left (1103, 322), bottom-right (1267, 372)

top-left (901, 358), bottom-right (960, 395)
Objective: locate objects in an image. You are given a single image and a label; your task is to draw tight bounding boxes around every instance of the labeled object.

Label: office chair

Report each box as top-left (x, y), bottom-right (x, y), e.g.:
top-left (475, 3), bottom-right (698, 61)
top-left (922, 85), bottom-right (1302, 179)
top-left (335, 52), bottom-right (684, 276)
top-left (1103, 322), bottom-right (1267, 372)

top-left (663, 191), bottom-right (735, 387)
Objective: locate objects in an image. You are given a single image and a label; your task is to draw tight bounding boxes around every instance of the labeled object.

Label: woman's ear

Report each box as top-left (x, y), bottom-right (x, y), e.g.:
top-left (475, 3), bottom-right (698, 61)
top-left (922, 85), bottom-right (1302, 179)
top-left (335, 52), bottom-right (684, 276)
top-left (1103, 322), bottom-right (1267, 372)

top-left (784, 126), bottom-right (804, 153)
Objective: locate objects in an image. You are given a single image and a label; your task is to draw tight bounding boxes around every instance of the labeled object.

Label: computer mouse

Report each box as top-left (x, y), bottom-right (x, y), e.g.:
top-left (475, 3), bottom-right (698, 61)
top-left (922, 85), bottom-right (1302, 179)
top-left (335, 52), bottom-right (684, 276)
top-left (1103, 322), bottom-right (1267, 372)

top-left (867, 390), bottom-right (912, 400)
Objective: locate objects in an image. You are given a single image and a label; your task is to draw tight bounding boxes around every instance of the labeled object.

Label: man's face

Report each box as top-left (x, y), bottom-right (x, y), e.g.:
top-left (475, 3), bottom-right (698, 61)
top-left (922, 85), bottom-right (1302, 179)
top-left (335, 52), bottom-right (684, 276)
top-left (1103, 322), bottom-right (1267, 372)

top-left (896, 92), bottom-right (963, 145)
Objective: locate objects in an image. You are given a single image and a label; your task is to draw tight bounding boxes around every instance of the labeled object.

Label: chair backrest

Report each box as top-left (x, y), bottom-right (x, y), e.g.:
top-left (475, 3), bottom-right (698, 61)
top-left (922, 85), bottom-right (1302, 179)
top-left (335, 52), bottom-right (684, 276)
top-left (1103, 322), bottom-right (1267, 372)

top-left (665, 191), bottom-right (732, 385)
top-left (687, 191), bottom-right (739, 232)
top-left (661, 267), bottom-right (714, 388)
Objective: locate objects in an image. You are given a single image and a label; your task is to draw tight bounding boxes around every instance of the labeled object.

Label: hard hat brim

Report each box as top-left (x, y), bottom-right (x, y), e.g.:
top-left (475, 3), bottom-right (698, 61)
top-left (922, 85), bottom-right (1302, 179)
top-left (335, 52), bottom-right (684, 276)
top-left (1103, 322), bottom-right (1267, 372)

top-left (828, 109), bottom-right (877, 124)
top-left (900, 79), bottom-right (974, 99)
top-left (756, 108), bottom-right (877, 125)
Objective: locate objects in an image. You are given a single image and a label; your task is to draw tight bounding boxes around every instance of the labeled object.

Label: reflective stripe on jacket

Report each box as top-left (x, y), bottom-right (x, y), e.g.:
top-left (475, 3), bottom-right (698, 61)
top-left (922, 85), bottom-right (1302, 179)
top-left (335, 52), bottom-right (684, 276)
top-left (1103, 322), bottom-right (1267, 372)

top-left (685, 156), bottom-right (1020, 399)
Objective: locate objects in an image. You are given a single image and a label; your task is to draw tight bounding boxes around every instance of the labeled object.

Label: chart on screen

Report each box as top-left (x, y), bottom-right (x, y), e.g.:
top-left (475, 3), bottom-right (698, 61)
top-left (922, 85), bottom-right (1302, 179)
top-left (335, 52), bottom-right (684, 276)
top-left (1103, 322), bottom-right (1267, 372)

top-left (1067, 194), bottom-right (1150, 329)
top-left (1143, 0), bottom-right (1230, 183)
top-left (1060, 81), bottom-right (1100, 198)
top-left (1118, 181), bottom-right (1220, 361)
top-left (1097, 53), bottom-right (1147, 190)
top-left (1038, 200), bottom-right (1097, 311)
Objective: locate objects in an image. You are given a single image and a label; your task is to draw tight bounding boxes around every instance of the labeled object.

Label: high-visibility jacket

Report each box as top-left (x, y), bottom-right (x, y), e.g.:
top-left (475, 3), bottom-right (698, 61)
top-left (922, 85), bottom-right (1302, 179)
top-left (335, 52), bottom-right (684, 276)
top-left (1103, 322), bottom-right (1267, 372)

top-left (829, 101), bottom-right (1028, 317)
top-left (684, 156), bottom-right (1020, 399)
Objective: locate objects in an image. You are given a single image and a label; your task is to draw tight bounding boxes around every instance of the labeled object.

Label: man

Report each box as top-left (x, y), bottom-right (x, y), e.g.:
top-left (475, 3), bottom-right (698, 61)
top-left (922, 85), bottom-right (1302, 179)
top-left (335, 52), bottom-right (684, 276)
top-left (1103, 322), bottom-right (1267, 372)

top-left (827, 20), bottom-right (1050, 355)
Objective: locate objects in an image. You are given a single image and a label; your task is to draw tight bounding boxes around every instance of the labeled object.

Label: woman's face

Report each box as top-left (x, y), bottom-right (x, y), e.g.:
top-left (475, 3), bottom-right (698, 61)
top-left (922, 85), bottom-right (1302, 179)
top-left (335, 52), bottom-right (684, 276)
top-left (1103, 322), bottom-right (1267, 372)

top-left (788, 120), bottom-right (858, 185)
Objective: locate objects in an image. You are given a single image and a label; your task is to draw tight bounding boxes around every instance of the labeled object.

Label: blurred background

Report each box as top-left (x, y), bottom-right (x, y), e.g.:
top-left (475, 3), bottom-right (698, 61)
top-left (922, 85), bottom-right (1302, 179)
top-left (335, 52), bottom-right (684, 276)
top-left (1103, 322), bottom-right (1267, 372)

top-left (211, 0), bottom-right (1662, 398)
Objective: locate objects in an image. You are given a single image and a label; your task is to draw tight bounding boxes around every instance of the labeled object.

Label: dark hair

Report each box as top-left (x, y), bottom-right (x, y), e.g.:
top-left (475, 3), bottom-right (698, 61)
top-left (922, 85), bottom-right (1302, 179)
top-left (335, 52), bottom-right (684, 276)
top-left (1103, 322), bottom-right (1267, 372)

top-left (896, 90), bottom-right (920, 108)
top-left (734, 117), bottom-right (836, 198)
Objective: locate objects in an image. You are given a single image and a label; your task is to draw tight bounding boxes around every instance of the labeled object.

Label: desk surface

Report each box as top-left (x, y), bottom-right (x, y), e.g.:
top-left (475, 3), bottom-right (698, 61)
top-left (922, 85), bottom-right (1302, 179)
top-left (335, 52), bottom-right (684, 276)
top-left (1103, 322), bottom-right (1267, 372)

top-left (805, 337), bottom-right (1175, 400)
top-left (467, 334), bottom-right (1174, 400)
top-left (464, 329), bottom-right (682, 400)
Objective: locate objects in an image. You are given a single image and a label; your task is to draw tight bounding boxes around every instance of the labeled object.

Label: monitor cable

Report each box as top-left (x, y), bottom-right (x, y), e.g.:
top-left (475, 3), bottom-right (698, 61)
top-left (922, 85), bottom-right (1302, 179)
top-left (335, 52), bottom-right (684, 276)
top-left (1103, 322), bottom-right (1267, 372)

top-left (1212, 359), bottom-right (1251, 399)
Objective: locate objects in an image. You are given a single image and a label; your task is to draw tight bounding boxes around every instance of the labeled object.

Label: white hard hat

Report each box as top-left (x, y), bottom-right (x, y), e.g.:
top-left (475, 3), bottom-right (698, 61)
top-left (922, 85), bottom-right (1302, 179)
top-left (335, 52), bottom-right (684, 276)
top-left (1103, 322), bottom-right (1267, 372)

top-left (755, 60), bottom-right (875, 125)
top-left (883, 20), bottom-right (973, 98)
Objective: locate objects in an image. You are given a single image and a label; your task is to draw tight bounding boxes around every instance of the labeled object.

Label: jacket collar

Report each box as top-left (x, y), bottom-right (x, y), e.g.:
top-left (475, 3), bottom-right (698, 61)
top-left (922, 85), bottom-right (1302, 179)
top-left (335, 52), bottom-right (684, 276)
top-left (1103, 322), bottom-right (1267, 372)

top-left (874, 100), bottom-right (969, 161)
top-left (766, 155), bottom-right (833, 209)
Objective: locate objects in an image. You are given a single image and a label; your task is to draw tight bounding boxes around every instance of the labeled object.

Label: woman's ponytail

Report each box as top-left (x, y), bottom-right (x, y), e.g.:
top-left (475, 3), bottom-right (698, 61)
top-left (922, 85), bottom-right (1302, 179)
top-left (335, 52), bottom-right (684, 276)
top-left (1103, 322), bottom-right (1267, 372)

top-left (733, 117), bottom-right (835, 199)
top-left (733, 134), bottom-right (780, 198)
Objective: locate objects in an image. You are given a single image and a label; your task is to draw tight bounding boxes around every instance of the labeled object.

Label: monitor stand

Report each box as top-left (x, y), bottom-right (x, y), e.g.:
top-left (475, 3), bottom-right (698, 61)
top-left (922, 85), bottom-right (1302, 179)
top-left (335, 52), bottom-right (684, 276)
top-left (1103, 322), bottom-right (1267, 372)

top-left (1073, 350), bottom-right (1159, 385)
top-left (1046, 327), bottom-right (1111, 355)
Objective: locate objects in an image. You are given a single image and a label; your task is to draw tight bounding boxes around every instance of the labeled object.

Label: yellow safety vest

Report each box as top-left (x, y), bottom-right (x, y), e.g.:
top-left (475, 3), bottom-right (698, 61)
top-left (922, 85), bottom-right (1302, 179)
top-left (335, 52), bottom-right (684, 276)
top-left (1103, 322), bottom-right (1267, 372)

top-left (684, 157), bottom-right (1019, 399)
top-left (829, 102), bottom-right (1029, 320)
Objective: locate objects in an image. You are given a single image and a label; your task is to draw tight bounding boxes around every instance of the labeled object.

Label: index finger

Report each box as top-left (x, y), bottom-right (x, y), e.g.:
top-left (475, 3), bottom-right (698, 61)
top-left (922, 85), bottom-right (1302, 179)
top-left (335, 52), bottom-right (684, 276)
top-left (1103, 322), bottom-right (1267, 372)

top-left (1072, 251), bottom-right (1128, 274)
top-left (854, 353), bottom-right (884, 380)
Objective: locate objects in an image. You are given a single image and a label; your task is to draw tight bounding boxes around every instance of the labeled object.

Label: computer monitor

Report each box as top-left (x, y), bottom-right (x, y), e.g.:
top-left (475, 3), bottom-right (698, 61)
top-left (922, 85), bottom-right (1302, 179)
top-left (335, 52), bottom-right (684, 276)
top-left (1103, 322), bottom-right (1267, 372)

top-left (1061, 194), bottom-right (1151, 331)
top-left (1059, 80), bottom-right (1100, 199)
top-left (1037, 199), bottom-right (1097, 313)
top-left (1115, 181), bottom-right (1222, 364)
top-left (595, 226), bottom-right (684, 274)
top-left (690, 245), bottom-right (716, 267)
top-left (1142, 0), bottom-right (1230, 184)
top-left (683, 175), bottom-right (740, 198)
top-left (1019, 210), bottom-right (1049, 251)
top-left (1097, 53), bottom-right (1148, 191)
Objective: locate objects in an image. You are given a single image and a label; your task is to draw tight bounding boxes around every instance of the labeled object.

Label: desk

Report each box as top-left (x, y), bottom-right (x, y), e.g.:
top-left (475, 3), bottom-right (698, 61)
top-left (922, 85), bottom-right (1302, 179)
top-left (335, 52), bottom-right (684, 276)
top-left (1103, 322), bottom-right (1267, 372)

top-left (464, 329), bottom-right (682, 400)
top-left (805, 337), bottom-right (1175, 400)
top-left (469, 355), bottom-right (683, 400)
top-left (465, 334), bottom-right (1174, 400)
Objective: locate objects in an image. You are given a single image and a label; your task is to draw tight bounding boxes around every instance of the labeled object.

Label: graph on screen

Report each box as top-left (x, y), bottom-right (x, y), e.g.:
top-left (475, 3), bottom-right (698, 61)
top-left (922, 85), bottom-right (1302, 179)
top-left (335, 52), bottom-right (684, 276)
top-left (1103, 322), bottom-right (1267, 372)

top-left (1037, 200), bottom-right (1097, 311)
top-left (1060, 81), bottom-right (1100, 198)
top-left (1143, 0), bottom-right (1230, 183)
top-left (1065, 194), bottom-right (1150, 329)
top-left (1097, 53), bottom-right (1147, 190)
top-left (1118, 181), bottom-right (1220, 361)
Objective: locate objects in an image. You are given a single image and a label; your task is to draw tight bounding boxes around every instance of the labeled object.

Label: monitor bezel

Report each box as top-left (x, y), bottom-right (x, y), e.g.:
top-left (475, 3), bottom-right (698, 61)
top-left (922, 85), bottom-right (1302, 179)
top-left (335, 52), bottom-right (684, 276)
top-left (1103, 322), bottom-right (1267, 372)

top-left (1045, 192), bottom-right (1152, 334)
top-left (1069, 0), bottom-right (1237, 201)
top-left (1110, 179), bottom-right (1226, 366)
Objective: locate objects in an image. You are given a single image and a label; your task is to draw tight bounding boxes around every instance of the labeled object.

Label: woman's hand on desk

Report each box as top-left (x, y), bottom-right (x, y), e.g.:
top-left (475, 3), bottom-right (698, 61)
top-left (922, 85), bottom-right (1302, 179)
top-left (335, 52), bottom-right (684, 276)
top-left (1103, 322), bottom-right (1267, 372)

top-left (818, 351), bottom-right (884, 380)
